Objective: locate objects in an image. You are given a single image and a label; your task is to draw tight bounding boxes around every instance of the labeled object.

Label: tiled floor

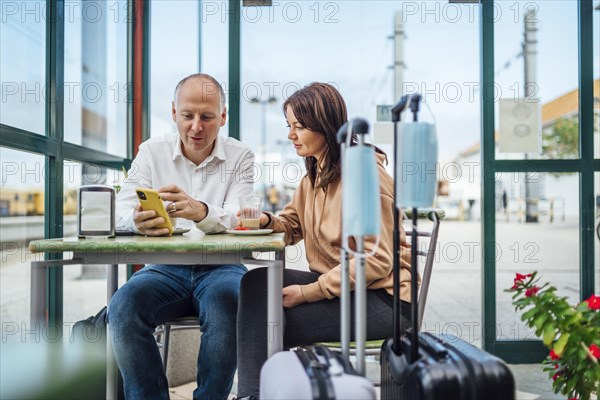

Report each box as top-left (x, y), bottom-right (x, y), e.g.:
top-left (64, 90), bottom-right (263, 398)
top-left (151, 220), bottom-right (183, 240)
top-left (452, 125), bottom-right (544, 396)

top-left (169, 363), bottom-right (562, 399)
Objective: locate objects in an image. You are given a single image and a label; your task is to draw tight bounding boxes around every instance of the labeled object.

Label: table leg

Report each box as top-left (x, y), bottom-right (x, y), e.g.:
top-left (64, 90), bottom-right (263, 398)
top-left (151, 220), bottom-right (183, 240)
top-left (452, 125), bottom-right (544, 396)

top-left (106, 264), bottom-right (119, 400)
top-left (267, 253), bottom-right (284, 357)
top-left (30, 261), bottom-right (47, 326)
top-left (30, 258), bottom-right (84, 327)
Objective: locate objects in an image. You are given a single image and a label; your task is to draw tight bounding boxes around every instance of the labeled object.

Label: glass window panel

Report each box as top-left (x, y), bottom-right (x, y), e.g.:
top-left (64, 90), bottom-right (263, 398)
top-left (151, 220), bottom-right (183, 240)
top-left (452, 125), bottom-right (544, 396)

top-left (0, 1), bottom-right (45, 134)
top-left (496, 172), bottom-right (580, 340)
top-left (199, 1), bottom-right (229, 139)
top-left (235, 2), bottom-right (481, 193)
top-left (494, 1), bottom-right (580, 160)
top-left (595, 94), bottom-right (599, 161)
top-left (421, 216), bottom-right (482, 347)
top-left (595, 172), bottom-right (600, 293)
top-left (0, 148), bottom-right (46, 327)
top-left (62, 161), bottom-right (127, 326)
top-left (63, 0), bottom-right (128, 157)
top-left (395, 4), bottom-right (482, 346)
top-left (595, 1), bottom-right (599, 160)
top-left (150, 0), bottom-right (200, 138)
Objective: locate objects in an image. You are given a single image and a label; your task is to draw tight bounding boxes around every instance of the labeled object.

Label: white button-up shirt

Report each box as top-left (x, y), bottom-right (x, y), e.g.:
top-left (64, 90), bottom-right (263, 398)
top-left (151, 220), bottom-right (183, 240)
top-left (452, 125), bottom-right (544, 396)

top-left (116, 133), bottom-right (255, 234)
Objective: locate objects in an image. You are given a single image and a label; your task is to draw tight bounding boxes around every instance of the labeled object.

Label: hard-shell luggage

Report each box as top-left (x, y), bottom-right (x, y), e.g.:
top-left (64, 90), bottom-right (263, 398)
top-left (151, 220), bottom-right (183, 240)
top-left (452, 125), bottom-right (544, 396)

top-left (260, 346), bottom-right (375, 400)
top-left (381, 332), bottom-right (515, 400)
top-left (260, 119), bottom-right (378, 400)
top-left (380, 94), bottom-right (515, 400)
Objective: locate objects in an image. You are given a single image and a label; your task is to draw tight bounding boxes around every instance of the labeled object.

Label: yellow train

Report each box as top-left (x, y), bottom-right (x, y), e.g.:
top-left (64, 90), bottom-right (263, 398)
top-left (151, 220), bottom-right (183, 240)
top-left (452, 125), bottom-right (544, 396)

top-left (0, 189), bottom-right (77, 217)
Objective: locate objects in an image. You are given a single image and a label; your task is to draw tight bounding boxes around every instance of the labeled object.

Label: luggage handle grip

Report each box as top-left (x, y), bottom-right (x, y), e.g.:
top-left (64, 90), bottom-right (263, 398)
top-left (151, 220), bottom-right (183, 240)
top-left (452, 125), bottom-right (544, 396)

top-left (419, 333), bottom-right (449, 359)
top-left (391, 95), bottom-right (408, 122)
top-left (336, 118), bottom-right (369, 145)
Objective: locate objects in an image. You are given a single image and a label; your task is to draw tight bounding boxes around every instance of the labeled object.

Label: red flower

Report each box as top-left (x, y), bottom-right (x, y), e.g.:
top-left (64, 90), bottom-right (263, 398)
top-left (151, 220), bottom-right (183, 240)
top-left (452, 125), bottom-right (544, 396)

top-left (552, 372), bottom-right (560, 381)
top-left (589, 344), bottom-right (600, 358)
top-left (584, 294), bottom-right (600, 310)
top-left (515, 273), bottom-right (531, 281)
top-left (511, 273), bottom-right (533, 290)
top-left (549, 350), bottom-right (560, 360)
top-left (525, 286), bottom-right (540, 297)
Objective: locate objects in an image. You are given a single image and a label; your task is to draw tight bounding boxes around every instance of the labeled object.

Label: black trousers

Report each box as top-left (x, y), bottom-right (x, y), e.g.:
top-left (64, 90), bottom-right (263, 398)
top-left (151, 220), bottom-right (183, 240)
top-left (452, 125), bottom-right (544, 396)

top-left (236, 267), bottom-right (412, 398)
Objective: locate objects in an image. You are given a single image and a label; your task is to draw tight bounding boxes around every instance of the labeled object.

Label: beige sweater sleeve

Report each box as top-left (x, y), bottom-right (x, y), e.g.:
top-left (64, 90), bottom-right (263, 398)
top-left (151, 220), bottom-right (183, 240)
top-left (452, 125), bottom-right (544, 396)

top-left (265, 178), bottom-right (307, 246)
top-left (300, 189), bottom-right (396, 302)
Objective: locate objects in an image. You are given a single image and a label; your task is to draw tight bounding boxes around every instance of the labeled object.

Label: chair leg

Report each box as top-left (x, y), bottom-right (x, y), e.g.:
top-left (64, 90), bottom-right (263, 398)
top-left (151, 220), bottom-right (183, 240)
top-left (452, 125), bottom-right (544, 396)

top-left (162, 324), bottom-right (171, 374)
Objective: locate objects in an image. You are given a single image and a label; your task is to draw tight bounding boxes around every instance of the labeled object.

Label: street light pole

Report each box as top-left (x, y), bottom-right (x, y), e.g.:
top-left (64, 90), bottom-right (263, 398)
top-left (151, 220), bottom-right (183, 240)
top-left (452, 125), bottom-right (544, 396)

top-left (260, 100), bottom-right (267, 160)
top-left (250, 96), bottom-right (277, 187)
top-left (523, 7), bottom-right (539, 223)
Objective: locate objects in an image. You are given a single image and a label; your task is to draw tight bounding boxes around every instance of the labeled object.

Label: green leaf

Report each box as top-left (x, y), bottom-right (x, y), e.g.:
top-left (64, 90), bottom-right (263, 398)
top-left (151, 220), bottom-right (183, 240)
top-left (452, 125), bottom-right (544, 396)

top-left (565, 373), bottom-right (578, 395)
top-left (553, 333), bottom-right (570, 356)
top-left (535, 326), bottom-right (544, 337)
top-left (564, 312), bottom-right (582, 326)
top-left (533, 313), bottom-right (549, 330)
top-left (522, 307), bottom-right (539, 322)
top-left (514, 298), bottom-right (532, 308)
top-left (577, 348), bottom-right (587, 362)
top-left (543, 323), bottom-right (557, 346)
top-left (554, 376), bottom-right (565, 393)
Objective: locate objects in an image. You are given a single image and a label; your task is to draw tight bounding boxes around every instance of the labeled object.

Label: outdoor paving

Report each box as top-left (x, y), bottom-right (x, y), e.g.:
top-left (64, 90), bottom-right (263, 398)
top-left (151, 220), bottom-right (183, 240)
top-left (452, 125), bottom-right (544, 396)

top-left (170, 363), bottom-right (563, 400)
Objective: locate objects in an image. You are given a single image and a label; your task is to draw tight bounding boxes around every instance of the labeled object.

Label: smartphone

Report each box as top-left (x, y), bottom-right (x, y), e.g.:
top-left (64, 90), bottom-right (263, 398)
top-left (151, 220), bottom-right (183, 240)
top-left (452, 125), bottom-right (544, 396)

top-left (135, 188), bottom-right (174, 235)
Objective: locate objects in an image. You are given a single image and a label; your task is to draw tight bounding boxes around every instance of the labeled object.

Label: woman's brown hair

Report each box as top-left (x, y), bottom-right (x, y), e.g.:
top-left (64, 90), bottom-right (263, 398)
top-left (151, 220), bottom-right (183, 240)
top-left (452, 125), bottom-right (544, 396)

top-left (283, 82), bottom-right (387, 189)
top-left (283, 82), bottom-right (347, 189)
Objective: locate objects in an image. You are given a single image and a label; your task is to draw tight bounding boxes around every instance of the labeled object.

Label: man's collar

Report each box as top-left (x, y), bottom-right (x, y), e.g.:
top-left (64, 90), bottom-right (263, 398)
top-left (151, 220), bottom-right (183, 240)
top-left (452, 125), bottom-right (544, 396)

top-left (173, 135), bottom-right (226, 164)
top-left (172, 135), bottom-right (184, 161)
top-left (211, 135), bottom-right (226, 162)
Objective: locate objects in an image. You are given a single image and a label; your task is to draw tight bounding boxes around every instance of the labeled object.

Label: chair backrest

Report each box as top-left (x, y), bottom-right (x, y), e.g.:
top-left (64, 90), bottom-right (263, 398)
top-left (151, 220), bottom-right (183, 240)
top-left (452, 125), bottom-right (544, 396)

top-left (310, 208), bottom-right (444, 357)
top-left (402, 208), bottom-right (444, 328)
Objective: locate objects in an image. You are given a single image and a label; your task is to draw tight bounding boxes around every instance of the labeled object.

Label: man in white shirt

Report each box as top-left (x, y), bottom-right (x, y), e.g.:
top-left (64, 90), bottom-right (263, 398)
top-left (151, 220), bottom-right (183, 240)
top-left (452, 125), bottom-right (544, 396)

top-left (109, 73), bottom-right (255, 400)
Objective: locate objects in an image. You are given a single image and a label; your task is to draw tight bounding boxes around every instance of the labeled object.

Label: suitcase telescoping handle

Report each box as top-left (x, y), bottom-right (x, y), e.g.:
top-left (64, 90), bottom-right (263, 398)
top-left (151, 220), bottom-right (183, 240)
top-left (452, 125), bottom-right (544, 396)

top-left (391, 94), bottom-right (423, 363)
top-left (409, 94), bottom-right (421, 122)
top-left (336, 119), bottom-right (365, 364)
top-left (336, 118), bottom-right (372, 376)
top-left (390, 95), bottom-right (408, 355)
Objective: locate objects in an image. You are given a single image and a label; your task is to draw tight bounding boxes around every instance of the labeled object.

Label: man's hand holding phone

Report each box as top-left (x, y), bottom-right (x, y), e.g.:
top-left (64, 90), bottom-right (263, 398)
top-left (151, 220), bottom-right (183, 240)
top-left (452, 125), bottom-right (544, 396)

top-left (135, 188), bottom-right (174, 236)
top-left (133, 204), bottom-right (173, 236)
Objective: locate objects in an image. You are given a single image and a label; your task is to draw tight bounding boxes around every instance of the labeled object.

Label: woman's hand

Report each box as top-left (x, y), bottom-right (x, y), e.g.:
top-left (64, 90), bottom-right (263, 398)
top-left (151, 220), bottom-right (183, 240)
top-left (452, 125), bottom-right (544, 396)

top-left (235, 210), bottom-right (270, 229)
top-left (282, 285), bottom-right (305, 309)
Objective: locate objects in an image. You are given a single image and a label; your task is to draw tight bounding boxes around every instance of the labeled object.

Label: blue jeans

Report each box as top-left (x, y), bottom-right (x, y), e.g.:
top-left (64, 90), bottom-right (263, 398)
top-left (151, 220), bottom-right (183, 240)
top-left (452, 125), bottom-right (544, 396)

top-left (108, 264), bottom-right (247, 400)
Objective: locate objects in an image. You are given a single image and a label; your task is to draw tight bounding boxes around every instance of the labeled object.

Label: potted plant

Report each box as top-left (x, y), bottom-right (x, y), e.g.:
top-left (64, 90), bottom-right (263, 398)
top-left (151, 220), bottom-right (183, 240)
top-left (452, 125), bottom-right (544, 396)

top-left (506, 272), bottom-right (600, 400)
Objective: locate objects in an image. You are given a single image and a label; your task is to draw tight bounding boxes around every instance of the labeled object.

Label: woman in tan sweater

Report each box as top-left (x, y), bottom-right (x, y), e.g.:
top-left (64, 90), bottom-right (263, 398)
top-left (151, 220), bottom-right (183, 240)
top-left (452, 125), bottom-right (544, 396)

top-left (235, 82), bottom-right (413, 399)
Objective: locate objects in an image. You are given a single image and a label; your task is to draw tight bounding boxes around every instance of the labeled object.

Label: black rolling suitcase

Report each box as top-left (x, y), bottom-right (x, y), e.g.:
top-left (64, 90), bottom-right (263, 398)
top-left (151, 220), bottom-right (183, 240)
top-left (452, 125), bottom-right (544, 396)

top-left (380, 94), bottom-right (515, 400)
top-left (381, 332), bottom-right (515, 400)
